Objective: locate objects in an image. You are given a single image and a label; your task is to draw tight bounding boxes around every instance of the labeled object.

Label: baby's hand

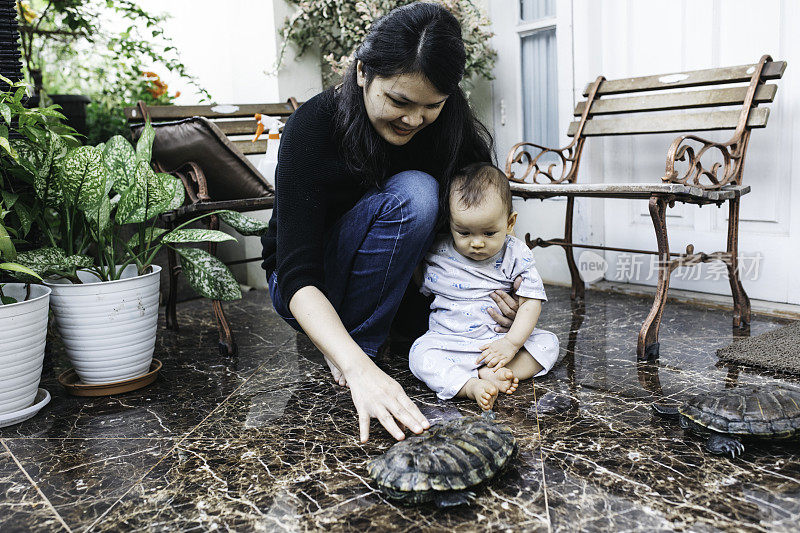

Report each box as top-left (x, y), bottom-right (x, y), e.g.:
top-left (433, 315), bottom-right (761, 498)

top-left (477, 338), bottom-right (519, 368)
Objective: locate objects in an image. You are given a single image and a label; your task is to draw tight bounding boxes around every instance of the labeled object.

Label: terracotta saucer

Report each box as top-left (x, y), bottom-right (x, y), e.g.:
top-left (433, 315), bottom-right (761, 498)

top-left (58, 359), bottom-right (162, 397)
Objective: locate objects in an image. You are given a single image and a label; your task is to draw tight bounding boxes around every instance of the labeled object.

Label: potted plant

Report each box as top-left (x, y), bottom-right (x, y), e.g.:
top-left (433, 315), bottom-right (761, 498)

top-left (0, 72), bottom-right (73, 423)
top-left (0, 213), bottom-right (51, 423)
top-left (13, 117), bottom-right (266, 385)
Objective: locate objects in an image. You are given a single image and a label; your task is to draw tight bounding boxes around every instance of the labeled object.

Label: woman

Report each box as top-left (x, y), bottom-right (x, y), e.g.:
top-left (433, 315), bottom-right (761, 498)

top-left (261, 2), bottom-right (517, 443)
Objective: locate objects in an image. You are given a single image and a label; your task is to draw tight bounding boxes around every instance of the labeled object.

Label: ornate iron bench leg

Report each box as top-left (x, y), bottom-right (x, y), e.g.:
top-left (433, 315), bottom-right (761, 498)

top-left (207, 214), bottom-right (238, 356)
top-left (638, 196), bottom-right (672, 361)
top-left (564, 197), bottom-right (586, 301)
top-left (165, 219), bottom-right (180, 331)
top-left (726, 197), bottom-right (751, 328)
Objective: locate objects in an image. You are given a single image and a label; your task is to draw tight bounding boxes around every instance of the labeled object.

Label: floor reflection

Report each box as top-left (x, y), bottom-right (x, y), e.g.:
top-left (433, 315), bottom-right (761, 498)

top-left (0, 285), bottom-right (798, 532)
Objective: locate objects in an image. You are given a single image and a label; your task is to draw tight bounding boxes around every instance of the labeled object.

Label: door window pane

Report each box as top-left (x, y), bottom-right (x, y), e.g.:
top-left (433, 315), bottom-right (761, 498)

top-left (520, 0), bottom-right (555, 21)
top-left (521, 28), bottom-right (559, 156)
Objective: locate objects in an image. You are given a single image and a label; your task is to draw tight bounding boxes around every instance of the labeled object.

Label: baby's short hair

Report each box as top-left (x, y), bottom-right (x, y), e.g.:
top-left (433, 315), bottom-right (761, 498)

top-left (449, 163), bottom-right (513, 215)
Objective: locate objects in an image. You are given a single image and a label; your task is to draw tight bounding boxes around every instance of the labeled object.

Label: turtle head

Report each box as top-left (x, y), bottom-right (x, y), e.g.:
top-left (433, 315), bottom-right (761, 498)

top-left (481, 410), bottom-right (496, 421)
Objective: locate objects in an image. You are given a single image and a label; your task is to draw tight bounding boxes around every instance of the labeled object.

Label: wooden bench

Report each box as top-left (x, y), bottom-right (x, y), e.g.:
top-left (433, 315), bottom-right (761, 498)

top-left (505, 55), bottom-right (786, 361)
top-left (124, 99), bottom-right (299, 355)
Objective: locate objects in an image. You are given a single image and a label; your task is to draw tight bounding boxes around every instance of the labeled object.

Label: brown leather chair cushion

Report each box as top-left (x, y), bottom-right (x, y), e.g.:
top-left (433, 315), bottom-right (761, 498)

top-left (131, 117), bottom-right (272, 201)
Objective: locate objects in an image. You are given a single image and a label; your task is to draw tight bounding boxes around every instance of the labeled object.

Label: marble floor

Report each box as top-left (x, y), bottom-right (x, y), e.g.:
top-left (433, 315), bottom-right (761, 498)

top-left (1, 285), bottom-right (799, 532)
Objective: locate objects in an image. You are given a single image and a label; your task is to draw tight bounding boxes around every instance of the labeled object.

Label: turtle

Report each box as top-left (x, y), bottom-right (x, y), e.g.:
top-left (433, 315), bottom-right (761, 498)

top-left (366, 411), bottom-right (517, 507)
top-left (653, 386), bottom-right (800, 458)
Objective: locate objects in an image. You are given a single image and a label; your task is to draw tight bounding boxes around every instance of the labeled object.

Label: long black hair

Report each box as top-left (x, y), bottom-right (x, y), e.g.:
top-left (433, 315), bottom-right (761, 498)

top-left (332, 2), bottom-right (494, 188)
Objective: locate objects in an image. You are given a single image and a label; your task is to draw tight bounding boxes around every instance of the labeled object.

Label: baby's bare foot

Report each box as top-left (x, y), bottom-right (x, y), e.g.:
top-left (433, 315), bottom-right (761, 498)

top-left (324, 356), bottom-right (347, 387)
top-left (464, 378), bottom-right (499, 411)
top-left (478, 366), bottom-right (519, 395)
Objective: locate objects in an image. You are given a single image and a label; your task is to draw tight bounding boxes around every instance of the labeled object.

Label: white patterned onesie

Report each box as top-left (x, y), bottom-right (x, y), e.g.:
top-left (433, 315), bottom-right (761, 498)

top-left (409, 235), bottom-right (560, 399)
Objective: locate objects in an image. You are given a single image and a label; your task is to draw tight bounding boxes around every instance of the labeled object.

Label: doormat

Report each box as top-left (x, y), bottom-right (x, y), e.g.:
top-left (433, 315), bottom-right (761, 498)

top-left (716, 321), bottom-right (800, 375)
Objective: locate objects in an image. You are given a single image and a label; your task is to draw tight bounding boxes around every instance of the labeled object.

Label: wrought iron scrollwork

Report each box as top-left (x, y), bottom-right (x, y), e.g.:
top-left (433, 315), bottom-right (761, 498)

top-left (505, 76), bottom-right (605, 185)
top-left (663, 135), bottom-right (740, 189)
top-left (662, 54), bottom-right (772, 190)
top-left (505, 141), bottom-right (575, 184)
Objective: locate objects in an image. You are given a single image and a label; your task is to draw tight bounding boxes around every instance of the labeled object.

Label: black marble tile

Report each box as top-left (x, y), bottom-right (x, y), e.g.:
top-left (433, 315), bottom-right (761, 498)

top-left (0, 291), bottom-right (299, 440)
top-left (2, 285), bottom-right (799, 532)
top-left (2, 437), bottom-right (177, 530)
top-left (0, 446), bottom-right (65, 532)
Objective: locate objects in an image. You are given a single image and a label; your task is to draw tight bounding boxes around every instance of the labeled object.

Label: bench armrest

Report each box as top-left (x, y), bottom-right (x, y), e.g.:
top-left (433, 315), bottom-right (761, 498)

top-left (663, 133), bottom-right (742, 190)
top-left (505, 141), bottom-right (583, 184)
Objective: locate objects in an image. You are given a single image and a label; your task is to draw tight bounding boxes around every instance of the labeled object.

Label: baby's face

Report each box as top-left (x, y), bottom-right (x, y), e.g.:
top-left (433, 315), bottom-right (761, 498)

top-left (449, 193), bottom-right (516, 261)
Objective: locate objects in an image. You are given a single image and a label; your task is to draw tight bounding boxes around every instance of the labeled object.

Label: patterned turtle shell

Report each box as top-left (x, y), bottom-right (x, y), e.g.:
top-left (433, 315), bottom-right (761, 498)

top-left (367, 415), bottom-right (516, 503)
top-left (679, 386), bottom-right (800, 438)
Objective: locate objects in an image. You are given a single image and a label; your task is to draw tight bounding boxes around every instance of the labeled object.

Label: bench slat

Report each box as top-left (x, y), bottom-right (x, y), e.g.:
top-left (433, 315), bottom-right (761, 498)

top-left (574, 84), bottom-right (777, 116)
top-left (582, 60), bottom-right (786, 96)
top-left (125, 102), bottom-right (297, 122)
top-left (214, 119), bottom-right (286, 136)
top-left (567, 108), bottom-right (769, 136)
top-left (232, 139), bottom-right (268, 155)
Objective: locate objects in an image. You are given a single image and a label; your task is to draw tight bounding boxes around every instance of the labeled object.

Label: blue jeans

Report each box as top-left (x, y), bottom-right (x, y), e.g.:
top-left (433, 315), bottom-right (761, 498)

top-left (268, 170), bottom-right (439, 356)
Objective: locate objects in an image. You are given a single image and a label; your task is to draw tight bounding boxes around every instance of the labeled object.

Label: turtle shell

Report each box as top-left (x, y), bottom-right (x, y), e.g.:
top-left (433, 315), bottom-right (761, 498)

top-left (679, 386), bottom-right (800, 438)
top-left (367, 416), bottom-right (516, 500)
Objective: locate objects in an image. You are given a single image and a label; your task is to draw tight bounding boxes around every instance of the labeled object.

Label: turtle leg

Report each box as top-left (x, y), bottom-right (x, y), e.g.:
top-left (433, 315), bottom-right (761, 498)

top-left (433, 491), bottom-right (475, 508)
top-left (705, 434), bottom-right (745, 458)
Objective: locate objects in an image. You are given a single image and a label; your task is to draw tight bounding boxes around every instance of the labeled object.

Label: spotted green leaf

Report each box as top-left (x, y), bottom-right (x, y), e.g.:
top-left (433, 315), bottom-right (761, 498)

top-left (103, 135), bottom-right (138, 193)
top-left (15, 136), bottom-right (63, 206)
top-left (136, 121), bottom-right (155, 164)
top-left (162, 229), bottom-right (236, 244)
top-left (218, 210), bottom-right (270, 236)
top-left (12, 202), bottom-right (32, 236)
top-left (175, 247), bottom-right (241, 301)
top-left (16, 247), bottom-right (93, 276)
top-left (115, 166), bottom-right (175, 224)
top-left (56, 145), bottom-right (109, 211)
top-left (164, 173), bottom-right (185, 210)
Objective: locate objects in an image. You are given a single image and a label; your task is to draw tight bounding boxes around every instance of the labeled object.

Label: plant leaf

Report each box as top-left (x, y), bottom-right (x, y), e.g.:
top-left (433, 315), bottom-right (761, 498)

top-left (0, 262), bottom-right (42, 280)
top-left (218, 210), bottom-right (270, 236)
top-left (0, 135), bottom-right (18, 162)
top-left (103, 135), bottom-right (138, 193)
top-left (56, 145), bottom-right (108, 211)
top-left (16, 247), bottom-right (93, 276)
top-left (175, 247), bottom-right (241, 301)
top-left (163, 173), bottom-right (185, 210)
top-left (12, 202), bottom-right (32, 236)
top-left (1, 190), bottom-right (18, 208)
top-left (0, 223), bottom-right (15, 260)
top-left (162, 229), bottom-right (236, 243)
top-left (17, 134), bottom-right (64, 207)
top-left (0, 103), bottom-right (10, 125)
top-left (127, 227), bottom-right (167, 249)
top-left (135, 121), bottom-right (155, 164)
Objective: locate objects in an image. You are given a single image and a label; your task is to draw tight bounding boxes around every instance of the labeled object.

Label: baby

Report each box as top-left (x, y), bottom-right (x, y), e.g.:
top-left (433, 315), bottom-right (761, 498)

top-left (409, 163), bottom-right (559, 410)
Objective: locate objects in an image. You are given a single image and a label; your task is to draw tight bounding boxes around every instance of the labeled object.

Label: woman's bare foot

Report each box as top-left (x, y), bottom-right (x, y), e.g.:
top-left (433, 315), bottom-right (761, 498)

top-left (478, 366), bottom-right (519, 395)
top-left (324, 356), bottom-right (347, 387)
top-left (463, 378), bottom-right (499, 411)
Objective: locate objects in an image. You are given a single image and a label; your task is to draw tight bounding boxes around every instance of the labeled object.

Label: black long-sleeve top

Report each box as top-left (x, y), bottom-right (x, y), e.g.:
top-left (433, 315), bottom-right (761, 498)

top-left (260, 88), bottom-right (443, 306)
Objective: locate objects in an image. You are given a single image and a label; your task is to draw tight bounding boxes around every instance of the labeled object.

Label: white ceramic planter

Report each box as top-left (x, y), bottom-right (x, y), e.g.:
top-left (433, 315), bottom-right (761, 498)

top-left (45, 265), bottom-right (161, 384)
top-left (0, 283), bottom-right (51, 415)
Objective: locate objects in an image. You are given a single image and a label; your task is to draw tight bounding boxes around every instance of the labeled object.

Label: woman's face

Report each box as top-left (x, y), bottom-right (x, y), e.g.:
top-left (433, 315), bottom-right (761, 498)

top-left (357, 61), bottom-right (449, 146)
